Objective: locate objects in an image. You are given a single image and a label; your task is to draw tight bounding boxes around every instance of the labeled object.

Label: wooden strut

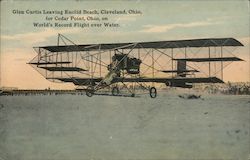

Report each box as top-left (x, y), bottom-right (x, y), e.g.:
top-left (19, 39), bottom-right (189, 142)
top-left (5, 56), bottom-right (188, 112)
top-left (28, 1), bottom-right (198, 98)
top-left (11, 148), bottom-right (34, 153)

top-left (91, 55), bottom-right (93, 79)
top-left (208, 47), bottom-right (211, 77)
top-left (221, 46), bottom-right (223, 80)
top-left (98, 44), bottom-right (101, 78)
top-left (171, 48), bottom-right (173, 78)
top-left (152, 49), bottom-right (154, 86)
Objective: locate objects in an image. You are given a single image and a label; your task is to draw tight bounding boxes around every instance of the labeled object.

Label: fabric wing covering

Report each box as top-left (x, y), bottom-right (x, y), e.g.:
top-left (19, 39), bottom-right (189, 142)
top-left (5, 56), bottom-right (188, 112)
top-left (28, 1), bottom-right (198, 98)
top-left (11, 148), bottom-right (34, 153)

top-left (39, 38), bottom-right (243, 52)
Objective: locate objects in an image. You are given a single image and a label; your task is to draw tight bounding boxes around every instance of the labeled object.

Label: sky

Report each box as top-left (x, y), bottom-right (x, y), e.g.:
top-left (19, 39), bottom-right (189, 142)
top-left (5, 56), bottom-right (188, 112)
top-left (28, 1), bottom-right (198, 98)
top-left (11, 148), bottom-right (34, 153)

top-left (1, 0), bottom-right (249, 89)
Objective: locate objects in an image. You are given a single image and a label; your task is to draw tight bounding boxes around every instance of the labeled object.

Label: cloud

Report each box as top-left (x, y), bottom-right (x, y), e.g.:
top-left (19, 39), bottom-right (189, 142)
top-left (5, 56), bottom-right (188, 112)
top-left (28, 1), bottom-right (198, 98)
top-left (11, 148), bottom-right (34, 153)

top-left (141, 20), bottom-right (220, 33)
top-left (1, 28), bottom-right (79, 44)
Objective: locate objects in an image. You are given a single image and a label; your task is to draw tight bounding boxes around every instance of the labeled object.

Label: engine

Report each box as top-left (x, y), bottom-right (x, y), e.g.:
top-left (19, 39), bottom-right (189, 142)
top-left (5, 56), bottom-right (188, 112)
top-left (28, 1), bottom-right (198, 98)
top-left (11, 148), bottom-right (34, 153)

top-left (108, 53), bottom-right (142, 74)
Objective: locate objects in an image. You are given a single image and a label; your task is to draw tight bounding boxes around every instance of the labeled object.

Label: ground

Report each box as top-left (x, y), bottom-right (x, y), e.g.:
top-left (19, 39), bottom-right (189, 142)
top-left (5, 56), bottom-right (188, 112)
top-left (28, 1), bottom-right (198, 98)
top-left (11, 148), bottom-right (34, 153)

top-left (0, 91), bottom-right (249, 160)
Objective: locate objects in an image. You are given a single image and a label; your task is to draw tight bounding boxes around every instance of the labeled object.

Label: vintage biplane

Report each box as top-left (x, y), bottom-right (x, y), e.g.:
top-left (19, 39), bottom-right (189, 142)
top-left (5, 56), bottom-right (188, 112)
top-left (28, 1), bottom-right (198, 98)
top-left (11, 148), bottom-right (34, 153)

top-left (28, 34), bottom-right (244, 98)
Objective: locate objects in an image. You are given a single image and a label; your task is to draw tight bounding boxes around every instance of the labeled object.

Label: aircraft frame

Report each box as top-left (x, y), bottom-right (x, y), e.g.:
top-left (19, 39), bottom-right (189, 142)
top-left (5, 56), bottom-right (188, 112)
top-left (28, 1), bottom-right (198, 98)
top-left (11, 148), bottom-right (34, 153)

top-left (28, 34), bottom-right (244, 98)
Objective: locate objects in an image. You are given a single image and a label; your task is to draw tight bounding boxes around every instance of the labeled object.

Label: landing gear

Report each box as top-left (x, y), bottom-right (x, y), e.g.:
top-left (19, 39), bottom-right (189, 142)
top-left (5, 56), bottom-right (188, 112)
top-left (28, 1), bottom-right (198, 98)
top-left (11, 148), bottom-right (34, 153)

top-left (86, 86), bottom-right (94, 97)
top-left (149, 87), bottom-right (157, 98)
top-left (112, 86), bottom-right (119, 96)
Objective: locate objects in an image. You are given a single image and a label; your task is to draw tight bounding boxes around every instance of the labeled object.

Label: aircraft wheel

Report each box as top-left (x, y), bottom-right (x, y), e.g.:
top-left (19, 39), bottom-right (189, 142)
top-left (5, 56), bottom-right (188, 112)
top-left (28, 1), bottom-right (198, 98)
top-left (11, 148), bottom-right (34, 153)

top-left (86, 86), bottom-right (94, 97)
top-left (149, 87), bottom-right (157, 98)
top-left (112, 86), bottom-right (119, 96)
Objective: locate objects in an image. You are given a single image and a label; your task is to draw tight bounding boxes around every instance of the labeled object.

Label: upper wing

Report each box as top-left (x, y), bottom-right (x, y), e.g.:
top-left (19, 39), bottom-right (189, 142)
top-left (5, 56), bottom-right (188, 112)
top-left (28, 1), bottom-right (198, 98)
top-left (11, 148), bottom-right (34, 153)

top-left (38, 38), bottom-right (243, 52)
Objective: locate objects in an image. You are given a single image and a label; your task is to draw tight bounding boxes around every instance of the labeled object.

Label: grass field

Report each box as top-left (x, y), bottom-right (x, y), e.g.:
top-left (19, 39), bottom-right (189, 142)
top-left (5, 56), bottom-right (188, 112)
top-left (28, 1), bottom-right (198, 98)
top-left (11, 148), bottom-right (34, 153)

top-left (0, 92), bottom-right (249, 160)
